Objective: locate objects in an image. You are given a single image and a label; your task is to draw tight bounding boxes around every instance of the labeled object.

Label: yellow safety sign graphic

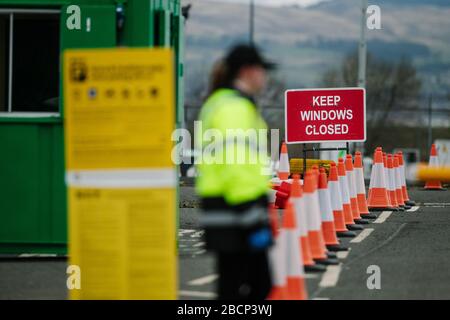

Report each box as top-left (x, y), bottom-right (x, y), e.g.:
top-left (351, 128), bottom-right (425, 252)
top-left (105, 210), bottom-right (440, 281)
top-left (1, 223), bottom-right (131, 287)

top-left (64, 48), bottom-right (175, 170)
top-left (63, 48), bottom-right (177, 299)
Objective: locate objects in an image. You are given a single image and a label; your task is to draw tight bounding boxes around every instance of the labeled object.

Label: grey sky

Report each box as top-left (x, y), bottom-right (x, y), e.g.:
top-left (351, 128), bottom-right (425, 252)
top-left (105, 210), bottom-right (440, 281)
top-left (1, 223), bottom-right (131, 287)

top-left (203, 0), bottom-right (331, 8)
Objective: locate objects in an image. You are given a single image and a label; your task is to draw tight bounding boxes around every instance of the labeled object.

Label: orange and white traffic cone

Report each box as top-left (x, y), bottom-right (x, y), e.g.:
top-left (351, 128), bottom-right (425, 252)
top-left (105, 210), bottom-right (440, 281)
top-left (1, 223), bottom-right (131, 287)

top-left (386, 154), bottom-right (402, 211)
top-left (424, 144), bottom-right (446, 191)
top-left (353, 152), bottom-right (377, 219)
top-left (368, 147), bottom-right (383, 200)
top-left (367, 148), bottom-right (391, 210)
top-left (291, 175), bottom-right (326, 273)
top-left (397, 151), bottom-right (415, 206)
top-left (267, 205), bottom-right (287, 300)
top-left (382, 152), bottom-right (396, 210)
top-left (318, 168), bottom-right (348, 251)
top-left (304, 170), bottom-right (339, 265)
top-left (278, 142), bottom-right (290, 181)
top-left (394, 155), bottom-right (410, 209)
top-left (282, 201), bottom-right (308, 300)
top-left (311, 166), bottom-right (339, 260)
top-left (328, 162), bottom-right (356, 238)
top-left (338, 158), bottom-right (364, 231)
top-left (346, 155), bottom-right (370, 224)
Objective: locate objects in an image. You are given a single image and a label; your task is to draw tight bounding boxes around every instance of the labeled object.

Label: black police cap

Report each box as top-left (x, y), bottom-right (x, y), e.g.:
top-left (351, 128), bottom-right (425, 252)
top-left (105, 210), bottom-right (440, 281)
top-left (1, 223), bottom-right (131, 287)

top-left (225, 44), bottom-right (276, 72)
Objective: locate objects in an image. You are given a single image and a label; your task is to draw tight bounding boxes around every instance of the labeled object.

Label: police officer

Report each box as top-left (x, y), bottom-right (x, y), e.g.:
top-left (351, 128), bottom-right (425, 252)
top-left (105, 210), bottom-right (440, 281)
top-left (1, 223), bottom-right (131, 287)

top-left (196, 44), bottom-right (275, 300)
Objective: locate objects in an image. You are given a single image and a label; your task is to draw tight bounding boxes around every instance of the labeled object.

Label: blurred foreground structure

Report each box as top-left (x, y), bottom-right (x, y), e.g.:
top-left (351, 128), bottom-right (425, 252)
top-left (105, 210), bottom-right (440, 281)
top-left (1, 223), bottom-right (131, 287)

top-left (0, 0), bottom-right (185, 254)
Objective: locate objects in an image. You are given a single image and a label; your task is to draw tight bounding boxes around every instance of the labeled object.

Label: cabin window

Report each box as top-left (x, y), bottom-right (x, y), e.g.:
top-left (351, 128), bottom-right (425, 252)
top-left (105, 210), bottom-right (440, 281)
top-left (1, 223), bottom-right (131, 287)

top-left (0, 9), bottom-right (60, 116)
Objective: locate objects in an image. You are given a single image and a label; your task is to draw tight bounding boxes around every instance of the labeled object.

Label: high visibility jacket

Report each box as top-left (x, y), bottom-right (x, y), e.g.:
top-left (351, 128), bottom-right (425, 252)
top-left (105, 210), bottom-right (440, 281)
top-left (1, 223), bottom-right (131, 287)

top-left (195, 88), bottom-right (270, 205)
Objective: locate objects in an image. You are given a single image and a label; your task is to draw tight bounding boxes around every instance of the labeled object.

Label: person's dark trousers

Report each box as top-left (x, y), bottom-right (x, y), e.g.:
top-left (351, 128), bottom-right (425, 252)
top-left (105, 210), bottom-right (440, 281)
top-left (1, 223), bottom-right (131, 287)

top-left (217, 250), bottom-right (272, 300)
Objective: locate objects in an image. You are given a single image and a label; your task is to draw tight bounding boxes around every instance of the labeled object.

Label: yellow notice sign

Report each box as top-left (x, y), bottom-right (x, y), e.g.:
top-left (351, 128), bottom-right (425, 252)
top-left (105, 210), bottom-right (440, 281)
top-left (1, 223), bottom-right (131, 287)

top-left (68, 187), bottom-right (177, 300)
top-left (64, 48), bottom-right (177, 299)
top-left (64, 48), bottom-right (174, 170)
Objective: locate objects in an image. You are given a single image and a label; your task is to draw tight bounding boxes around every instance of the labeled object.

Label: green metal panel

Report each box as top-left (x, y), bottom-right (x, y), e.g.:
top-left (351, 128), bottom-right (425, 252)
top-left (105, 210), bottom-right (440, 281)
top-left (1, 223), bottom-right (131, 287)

top-left (0, 0), bottom-right (118, 6)
top-left (123, 0), bottom-right (154, 47)
top-left (0, 2), bottom-right (117, 254)
top-left (60, 4), bottom-right (116, 50)
top-left (0, 0), bottom-right (184, 254)
top-left (172, 14), bottom-right (184, 125)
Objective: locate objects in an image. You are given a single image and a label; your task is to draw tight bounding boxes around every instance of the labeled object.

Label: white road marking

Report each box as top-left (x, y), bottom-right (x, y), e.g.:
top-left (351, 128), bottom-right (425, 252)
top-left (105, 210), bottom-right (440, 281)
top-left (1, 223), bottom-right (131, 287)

top-left (407, 206), bottom-right (420, 212)
top-left (337, 249), bottom-right (351, 259)
top-left (424, 203), bottom-right (450, 207)
top-left (188, 274), bottom-right (219, 286)
top-left (191, 231), bottom-right (204, 238)
top-left (193, 250), bottom-right (206, 256)
top-left (178, 229), bottom-right (195, 235)
top-left (193, 242), bottom-right (205, 247)
top-left (319, 265), bottom-right (342, 287)
top-left (178, 290), bottom-right (217, 299)
top-left (313, 297), bottom-right (330, 300)
top-left (350, 228), bottom-right (374, 243)
top-left (374, 211), bottom-right (392, 224)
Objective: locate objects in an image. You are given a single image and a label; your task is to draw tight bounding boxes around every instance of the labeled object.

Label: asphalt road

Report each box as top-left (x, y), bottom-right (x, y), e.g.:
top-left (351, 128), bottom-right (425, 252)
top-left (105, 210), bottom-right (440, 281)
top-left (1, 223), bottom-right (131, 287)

top-left (1, 187), bottom-right (449, 300)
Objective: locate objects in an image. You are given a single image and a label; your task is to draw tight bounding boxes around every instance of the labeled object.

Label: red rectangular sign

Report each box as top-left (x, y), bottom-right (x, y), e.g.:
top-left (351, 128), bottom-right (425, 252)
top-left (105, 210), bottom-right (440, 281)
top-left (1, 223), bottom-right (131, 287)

top-left (285, 87), bottom-right (366, 144)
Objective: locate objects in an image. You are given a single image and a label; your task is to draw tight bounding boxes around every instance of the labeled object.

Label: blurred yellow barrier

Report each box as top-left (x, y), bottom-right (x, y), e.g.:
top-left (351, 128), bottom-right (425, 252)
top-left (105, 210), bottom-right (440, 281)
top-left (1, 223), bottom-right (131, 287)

top-left (416, 165), bottom-right (450, 182)
top-left (290, 158), bottom-right (333, 175)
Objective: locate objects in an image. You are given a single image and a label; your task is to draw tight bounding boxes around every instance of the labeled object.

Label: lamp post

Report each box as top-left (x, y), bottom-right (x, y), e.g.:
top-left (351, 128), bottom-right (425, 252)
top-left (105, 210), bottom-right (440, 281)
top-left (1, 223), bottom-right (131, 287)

top-left (249, 0), bottom-right (254, 44)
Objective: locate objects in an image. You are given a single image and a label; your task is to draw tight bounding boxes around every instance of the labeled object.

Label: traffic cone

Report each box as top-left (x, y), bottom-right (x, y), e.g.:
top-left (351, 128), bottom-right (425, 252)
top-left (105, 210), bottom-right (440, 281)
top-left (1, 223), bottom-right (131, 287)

top-left (303, 170), bottom-right (339, 265)
top-left (328, 162), bottom-right (356, 238)
top-left (368, 147), bottom-right (383, 200)
top-left (382, 152), bottom-right (396, 210)
top-left (397, 151), bottom-right (415, 206)
top-left (386, 154), bottom-right (401, 210)
top-left (338, 158), bottom-right (364, 231)
top-left (318, 167), bottom-right (348, 251)
top-left (354, 152), bottom-right (377, 219)
top-left (268, 205), bottom-right (287, 300)
top-left (282, 201), bottom-right (308, 300)
top-left (394, 155), bottom-right (410, 209)
top-left (345, 155), bottom-right (370, 224)
top-left (367, 148), bottom-right (391, 210)
top-left (424, 144), bottom-right (446, 190)
top-left (311, 166), bottom-right (339, 260)
top-left (291, 175), bottom-right (325, 273)
top-left (278, 142), bottom-right (290, 181)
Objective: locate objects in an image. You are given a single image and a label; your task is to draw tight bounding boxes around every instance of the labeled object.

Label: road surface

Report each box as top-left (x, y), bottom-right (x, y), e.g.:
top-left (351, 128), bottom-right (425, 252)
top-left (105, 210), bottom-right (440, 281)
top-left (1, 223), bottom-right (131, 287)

top-left (1, 187), bottom-right (449, 300)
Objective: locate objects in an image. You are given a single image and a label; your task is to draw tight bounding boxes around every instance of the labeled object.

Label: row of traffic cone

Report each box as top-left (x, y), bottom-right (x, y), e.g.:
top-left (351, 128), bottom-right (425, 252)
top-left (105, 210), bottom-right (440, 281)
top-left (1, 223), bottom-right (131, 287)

top-left (267, 143), bottom-right (418, 300)
top-left (367, 147), bottom-right (415, 210)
